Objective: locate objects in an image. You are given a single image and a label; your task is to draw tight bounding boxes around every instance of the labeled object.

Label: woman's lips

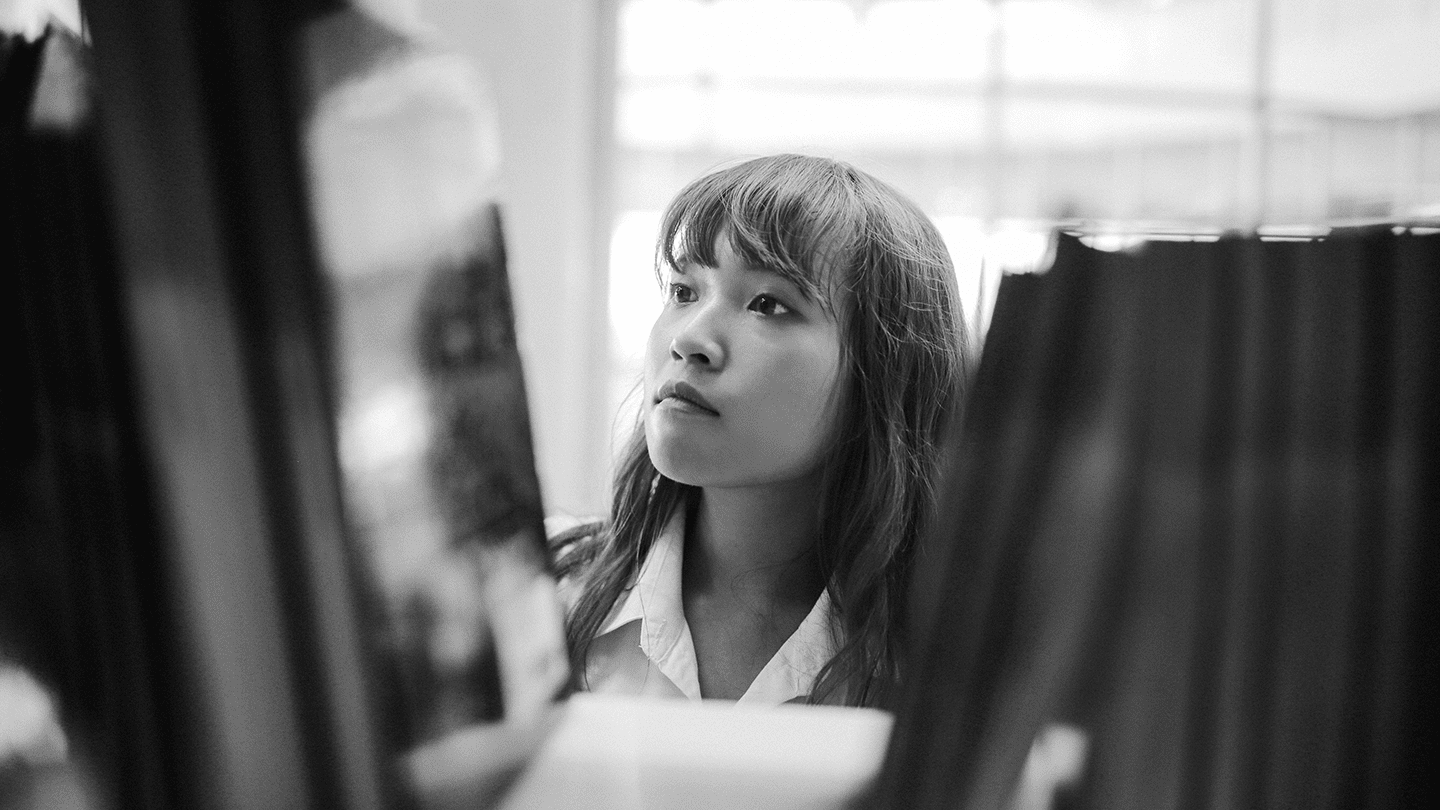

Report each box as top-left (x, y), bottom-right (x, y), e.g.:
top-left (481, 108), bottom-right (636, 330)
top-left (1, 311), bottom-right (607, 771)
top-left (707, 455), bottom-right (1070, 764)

top-left (656, 380), bottom-right (719, 415)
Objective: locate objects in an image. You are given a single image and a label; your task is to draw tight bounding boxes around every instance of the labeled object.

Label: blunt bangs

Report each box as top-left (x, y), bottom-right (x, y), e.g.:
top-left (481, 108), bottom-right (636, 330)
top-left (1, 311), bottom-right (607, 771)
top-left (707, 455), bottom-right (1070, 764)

top-left (656, 155), bottom-right (866, 314)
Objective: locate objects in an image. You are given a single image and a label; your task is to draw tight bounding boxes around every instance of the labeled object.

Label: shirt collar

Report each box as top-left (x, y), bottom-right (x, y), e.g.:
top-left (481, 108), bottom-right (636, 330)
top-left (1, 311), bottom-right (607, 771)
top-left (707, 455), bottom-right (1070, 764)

top-left (740, 589), bottom-right (839, 704)
top-left (599, 508), bottom-right (684, 642)
top-left (594, 508), bottom-right (841, 705)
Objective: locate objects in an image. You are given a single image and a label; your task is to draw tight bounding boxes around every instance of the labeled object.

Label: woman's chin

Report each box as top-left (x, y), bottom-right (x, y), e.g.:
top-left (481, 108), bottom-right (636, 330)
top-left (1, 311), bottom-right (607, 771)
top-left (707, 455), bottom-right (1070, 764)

top-left (648, 454), bottom-right (705, 488)
top-left (645, 422), bottom-right (704, 484)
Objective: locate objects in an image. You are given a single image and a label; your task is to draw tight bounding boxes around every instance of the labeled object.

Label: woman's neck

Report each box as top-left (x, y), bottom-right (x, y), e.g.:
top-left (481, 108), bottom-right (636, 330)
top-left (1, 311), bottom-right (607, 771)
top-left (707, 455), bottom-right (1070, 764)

top-left (682, 477), bottom-right (825, 609)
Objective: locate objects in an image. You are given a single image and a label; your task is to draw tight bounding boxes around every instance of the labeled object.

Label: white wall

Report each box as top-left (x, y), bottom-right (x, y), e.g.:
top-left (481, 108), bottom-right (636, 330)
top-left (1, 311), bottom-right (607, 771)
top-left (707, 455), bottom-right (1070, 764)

top-left (412, 0), bottom-right (614, 519)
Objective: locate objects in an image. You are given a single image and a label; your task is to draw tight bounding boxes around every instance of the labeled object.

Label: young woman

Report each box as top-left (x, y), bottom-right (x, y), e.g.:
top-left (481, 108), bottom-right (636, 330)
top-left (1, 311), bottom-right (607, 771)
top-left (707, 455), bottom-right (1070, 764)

top-left (552, 154), bottom-right (969, 709)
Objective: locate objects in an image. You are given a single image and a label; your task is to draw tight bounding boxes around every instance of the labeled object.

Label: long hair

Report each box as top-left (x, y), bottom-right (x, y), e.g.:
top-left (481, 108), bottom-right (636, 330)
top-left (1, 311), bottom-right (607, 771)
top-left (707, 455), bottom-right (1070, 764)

top-left (558, 154), bottom-right (970, 707)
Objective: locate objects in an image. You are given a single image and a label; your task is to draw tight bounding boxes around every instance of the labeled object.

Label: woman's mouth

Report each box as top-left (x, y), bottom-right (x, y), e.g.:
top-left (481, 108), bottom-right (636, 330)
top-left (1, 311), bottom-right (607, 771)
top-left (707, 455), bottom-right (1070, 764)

top-left (655, 380), bottom-right (719, 416)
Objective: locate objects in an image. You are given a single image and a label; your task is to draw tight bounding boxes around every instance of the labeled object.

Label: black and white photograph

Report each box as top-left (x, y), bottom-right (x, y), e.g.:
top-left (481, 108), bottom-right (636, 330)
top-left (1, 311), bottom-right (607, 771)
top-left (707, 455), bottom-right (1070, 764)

top-left (3, 1), bottom-right (1437, 808)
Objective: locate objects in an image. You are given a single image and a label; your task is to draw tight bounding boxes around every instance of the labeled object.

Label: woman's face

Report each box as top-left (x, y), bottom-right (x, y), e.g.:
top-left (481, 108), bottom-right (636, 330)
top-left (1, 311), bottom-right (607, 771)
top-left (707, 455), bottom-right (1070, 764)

top-left (643, 236), bottom-right (844, 491)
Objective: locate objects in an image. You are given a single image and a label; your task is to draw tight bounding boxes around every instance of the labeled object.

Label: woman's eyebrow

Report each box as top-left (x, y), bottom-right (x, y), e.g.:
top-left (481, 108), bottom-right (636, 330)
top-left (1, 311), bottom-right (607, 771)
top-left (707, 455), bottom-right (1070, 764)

top-left (747, 266), bottom-right (817, 301)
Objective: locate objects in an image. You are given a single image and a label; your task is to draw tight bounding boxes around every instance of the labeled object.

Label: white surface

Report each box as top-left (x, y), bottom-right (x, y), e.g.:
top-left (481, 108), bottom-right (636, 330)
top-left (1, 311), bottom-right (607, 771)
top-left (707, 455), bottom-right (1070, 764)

top-left (499, 693), bottom-right (894, 810)
top-left (618, 0), bottom-right (1440, 151)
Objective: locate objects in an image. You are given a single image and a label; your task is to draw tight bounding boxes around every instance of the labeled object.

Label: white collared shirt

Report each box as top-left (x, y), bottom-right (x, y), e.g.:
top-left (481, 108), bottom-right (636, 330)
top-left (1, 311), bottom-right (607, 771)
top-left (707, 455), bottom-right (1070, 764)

top-left (560, 510), bottom-right (840, 706)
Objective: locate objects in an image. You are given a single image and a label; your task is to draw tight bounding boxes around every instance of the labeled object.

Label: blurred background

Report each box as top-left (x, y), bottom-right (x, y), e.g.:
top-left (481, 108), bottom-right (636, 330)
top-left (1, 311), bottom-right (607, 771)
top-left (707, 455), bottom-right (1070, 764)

top-left (4, 1), bottom-right (1438, 808)
top-left (327, 0), bottom-right (1440, 527)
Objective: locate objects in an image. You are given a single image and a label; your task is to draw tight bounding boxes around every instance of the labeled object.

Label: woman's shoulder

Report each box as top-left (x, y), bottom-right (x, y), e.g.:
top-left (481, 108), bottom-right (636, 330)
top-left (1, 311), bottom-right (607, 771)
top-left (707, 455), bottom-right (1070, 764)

top-left (544, 514), bottom-right (610, 603)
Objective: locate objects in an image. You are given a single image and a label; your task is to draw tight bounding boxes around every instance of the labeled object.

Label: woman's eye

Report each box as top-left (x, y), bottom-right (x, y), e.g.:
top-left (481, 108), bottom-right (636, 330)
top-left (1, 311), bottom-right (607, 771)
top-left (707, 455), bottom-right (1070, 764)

top-left (748, 294), bottom-right (792, 317)
top-left (669, 283), bottom-right (696, 304)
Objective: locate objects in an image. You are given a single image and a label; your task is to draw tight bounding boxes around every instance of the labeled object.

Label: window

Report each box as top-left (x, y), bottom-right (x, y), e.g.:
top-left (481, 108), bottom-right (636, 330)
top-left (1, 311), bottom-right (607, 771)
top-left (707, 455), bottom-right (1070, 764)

top-left (605, 0), bottom-right (1440, 444)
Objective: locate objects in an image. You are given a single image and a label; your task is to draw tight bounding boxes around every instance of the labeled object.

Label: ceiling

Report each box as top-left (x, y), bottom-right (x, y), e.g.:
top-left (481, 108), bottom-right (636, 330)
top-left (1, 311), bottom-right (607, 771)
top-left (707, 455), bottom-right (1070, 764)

top-left (616, 0), bottom-right (1440, 151)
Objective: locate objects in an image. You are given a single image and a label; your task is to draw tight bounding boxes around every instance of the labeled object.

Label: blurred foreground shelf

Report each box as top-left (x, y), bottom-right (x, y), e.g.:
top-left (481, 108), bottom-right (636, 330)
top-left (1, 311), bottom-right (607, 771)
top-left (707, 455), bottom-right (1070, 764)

top-left (498, 694), bottom-right (892, 810)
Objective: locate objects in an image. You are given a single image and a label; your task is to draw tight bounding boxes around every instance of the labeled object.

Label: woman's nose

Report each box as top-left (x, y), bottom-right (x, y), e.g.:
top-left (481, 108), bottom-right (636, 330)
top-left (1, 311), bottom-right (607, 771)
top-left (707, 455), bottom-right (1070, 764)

top-left (669, 308), bottom-right (726, 368)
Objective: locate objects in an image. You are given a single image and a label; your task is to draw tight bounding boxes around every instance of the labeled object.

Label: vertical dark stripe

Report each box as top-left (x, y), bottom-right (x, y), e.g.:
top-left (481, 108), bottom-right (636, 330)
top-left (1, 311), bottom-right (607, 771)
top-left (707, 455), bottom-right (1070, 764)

top-left (877, 227), bottom-right (1440, 810)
